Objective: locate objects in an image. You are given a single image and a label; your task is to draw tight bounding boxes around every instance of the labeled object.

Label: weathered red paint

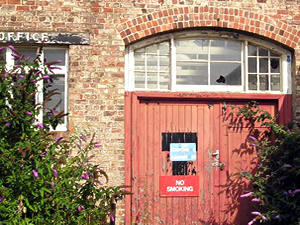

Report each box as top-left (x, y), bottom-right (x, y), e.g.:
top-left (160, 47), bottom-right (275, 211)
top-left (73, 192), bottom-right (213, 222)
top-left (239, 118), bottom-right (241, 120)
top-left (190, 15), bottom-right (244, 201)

top-left (160, 176), bottom-right (199, 197)
top-left (124, 92), bottom-right (292, 225)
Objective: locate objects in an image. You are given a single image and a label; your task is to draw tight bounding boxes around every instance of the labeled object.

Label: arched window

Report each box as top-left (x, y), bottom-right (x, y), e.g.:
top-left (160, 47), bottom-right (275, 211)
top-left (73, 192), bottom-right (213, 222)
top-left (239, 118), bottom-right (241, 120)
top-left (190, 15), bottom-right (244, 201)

top-left (125, 30), bottom-right (292, 93)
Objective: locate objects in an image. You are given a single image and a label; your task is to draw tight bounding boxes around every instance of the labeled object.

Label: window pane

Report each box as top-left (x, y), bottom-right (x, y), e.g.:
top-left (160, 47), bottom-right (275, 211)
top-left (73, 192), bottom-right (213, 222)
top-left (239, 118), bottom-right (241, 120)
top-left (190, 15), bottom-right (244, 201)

top-left (134, 71), bottom-right (145, 88)
top-left (44, 49), bottom-right (65, 65)
top-left (146, 45), bottom-right (157, 54)
top-left (147, 72), bottom-right (158, 89)
top-left (176, 62), bottom-right (208, 85)
top-left (271, 75), bottom-right (280, 91)
top-left (18, 48), bottom-right (37, 61)
top-left (147, 55), bottom-right (158, 71)
top-left (159, 55), bottom-right (169, 72)
top-left (248, 45), bottom-right (257, 56)
top-left (160, 72), bottom-right (169, 89)
top-left (270, 58), bottom-right (280, 73)
top-left (259, 75), bottom-right (269, 91)
top-left (259, 58), bottom-right (268, 73)
top-left (248, 58), bottom-right (257, 73)
top-left (248, 74), bottom-right (257, 90)
top-left (259, 48), bottom-right (268, 56)
top-left (176, 39), bottom-right (209, 60)
top-left (159, 42), bottom-right (169, 54)
top-left (44, 74), bottom-right (65, 114)
top-left (210, 40), bottom-right (241, 61)
top-left (0, 48), bottom-right (5, 63)
top-left (270, 51), bottom-right (280, 57)
top-left (210, 63), bottom-right (241, 85)
top-left (134, 52), bottom-right (145, 71)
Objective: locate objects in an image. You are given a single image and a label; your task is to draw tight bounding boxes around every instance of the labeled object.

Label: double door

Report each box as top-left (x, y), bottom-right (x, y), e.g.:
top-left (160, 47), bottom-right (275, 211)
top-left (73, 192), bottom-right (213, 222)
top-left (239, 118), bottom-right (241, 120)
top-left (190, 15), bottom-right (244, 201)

top-left (127, 95), bottom-right (276, 225)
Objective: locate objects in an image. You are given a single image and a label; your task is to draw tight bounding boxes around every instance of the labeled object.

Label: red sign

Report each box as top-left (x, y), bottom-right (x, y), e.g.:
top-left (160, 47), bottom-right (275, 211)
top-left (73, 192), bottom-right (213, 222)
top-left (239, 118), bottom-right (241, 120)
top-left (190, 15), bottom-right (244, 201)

top-left (160, 176), bottom-right (199, 197)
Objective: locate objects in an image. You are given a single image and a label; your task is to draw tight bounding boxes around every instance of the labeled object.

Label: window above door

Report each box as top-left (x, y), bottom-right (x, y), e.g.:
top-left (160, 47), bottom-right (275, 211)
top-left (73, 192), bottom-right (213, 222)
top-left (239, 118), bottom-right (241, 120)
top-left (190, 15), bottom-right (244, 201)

top-left (125, 30), bottom-right (292, 94)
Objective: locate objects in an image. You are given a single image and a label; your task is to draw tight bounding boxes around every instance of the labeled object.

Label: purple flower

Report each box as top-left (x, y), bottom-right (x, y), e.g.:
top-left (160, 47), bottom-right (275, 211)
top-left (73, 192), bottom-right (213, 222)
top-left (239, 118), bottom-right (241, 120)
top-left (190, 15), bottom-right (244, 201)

top-left (251, 211), bottom-right (261, 216)
top-left (55, 137), bottom-right (63, 143)
top-left (95, 142), bottom-right (101, 148)
top-left (26, 111), bottom-right (33, 116)
top-left (32, 169), bottom-right (38, 178)
top-left (51, 181), bottom-right (55, 189)
top-left (50, 109), bottom-right (55, 115)
top-left (42, 151), bottom-right (47, 156)
top-left (109, 213), bottom-right (114, 222)
top-left (42, 75), bottom-right (50, 79)
top-left (35, 71), bottom-right (41, 76)
top-left (8, 45), bottom-right (15, 51)
top-left (0, 197), bottom-right (4, 203)
top-left (240, 192), bottom-right (253, 198)
top-left (248, 219), bottom-right (256, 225)
top-left (98, 181), bottom-right (104, 186)
top-left (78, 205), bottom-right (85, 212)
top-left (80, 136), bottom-right (87, 142)
top-left (251, 198), bottom-right (261, 202)
top-left (81, 172), bottom-right (89, 180)
top-left (19, 75), bottom-right (24, 79)
top-left (52, 169), bottom-right (58, 178)
top-left (248, 136), bottom-right (257, 141)
top-left (262, 216), bottom-right (268, 221)
top-left (36, 123), bottom-right (44, 129)
top-left (293, 189), bottom-right (300, 194)
top-left (11, 53), bottom-right (20, 59)
top-left (49, 66), bottom-right (62, 70)
top-left (5, 122), bottom-right (11, 127)
top-left (274, 215), bottom-right (280, 220)
top-left (0, 47), bottom-right (4, 51)
top-left (282, 164), bottom-right (292, 168)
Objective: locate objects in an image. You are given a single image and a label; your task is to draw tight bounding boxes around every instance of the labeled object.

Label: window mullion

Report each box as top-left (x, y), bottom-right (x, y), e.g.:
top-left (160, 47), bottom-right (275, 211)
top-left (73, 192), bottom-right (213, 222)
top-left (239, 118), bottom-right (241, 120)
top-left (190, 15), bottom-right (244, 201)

top-left (36, 47), bottom-right (43, 124)
top-left (171, 38), bottom-right (176, 91)
top-left (208, 40), bottom-right (211, 86)
top-left (257, 46), bottom-right (260, 91)
top-left (157, 45), bottom-right (160, 89)
top-left (244, 41), bottom-right (248, 92)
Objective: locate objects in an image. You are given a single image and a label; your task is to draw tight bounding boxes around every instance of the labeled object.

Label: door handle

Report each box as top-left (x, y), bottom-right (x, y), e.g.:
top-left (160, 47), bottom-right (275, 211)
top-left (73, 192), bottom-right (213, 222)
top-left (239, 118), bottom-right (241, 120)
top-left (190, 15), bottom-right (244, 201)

top-left (211, 150), bottom-right (226, 170)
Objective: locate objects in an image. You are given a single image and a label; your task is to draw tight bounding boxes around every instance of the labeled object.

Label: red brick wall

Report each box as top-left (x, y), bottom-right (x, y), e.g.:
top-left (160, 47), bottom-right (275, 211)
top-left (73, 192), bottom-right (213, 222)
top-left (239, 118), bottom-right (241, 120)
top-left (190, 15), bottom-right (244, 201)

top-left (0, 0), bottom-right (299, 223)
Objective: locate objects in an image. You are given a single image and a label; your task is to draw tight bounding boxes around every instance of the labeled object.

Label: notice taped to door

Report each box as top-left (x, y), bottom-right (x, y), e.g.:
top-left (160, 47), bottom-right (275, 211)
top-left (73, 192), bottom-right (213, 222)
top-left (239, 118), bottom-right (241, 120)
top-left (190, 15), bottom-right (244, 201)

top-left (160, 176), bottom-right (199, 196)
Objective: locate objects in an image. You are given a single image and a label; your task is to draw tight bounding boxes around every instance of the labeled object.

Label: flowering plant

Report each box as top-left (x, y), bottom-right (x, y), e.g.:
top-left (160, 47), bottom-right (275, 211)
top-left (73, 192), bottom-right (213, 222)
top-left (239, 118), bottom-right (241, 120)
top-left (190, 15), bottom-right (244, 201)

top-left (235, 102), bottom-right (300, 225)
top-left (0, 46), bottom-right (124, 224)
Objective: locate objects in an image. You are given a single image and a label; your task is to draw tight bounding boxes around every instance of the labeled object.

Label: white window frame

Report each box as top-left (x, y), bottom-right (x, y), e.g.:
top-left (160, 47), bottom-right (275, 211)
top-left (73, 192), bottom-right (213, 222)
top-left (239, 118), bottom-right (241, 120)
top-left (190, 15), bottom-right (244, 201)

top-left (125, 31), bottom-right (292, 94)
top-left (4, 46), bottom-right (68, 131)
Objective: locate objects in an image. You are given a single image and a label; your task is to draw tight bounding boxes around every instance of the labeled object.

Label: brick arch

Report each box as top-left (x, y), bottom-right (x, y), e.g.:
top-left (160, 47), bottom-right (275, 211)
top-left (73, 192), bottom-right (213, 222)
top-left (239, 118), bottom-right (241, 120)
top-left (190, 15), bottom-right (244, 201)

top-left (117, 6), bottom-right (299, 49)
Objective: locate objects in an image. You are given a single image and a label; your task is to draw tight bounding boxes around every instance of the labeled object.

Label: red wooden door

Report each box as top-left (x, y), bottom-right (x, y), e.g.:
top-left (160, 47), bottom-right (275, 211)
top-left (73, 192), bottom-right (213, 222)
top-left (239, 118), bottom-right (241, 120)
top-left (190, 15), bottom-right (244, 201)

top-left (126, 93), bottom-right (282, 225)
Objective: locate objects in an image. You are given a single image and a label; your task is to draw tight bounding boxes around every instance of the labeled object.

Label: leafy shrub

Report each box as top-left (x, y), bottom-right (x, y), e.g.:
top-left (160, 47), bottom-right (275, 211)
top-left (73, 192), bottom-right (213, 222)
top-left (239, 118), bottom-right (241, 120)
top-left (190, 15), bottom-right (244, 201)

top-left (235, 102), bottom-right (300, 225)
top-left (0, 46), bottom-right (124, 224)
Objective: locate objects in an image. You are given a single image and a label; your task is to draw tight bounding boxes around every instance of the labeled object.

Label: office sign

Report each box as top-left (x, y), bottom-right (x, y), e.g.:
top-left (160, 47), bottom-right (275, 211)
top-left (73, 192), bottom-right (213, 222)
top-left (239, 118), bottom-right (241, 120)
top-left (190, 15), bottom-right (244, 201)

top-left (0, 32), bottom-right (89, 45)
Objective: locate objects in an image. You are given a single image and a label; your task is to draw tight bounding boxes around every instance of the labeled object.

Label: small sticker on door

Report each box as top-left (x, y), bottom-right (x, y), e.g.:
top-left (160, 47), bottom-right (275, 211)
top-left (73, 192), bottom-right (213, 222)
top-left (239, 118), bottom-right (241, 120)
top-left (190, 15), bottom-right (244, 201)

top-left (170, 143), bottom-right (196, 161)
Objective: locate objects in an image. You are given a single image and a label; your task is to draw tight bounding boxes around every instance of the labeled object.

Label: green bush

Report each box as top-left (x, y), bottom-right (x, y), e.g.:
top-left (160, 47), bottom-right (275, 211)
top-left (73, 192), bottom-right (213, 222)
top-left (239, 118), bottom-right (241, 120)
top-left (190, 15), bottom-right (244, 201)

top-left (235, 102), bottom-right (300, 225)
top-left (0, 46), bottom-right (124, 224)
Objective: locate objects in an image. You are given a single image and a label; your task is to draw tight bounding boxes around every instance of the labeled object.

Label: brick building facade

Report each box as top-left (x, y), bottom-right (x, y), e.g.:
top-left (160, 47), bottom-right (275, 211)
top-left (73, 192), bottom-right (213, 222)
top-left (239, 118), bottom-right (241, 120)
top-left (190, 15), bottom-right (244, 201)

top-left (0, 0), bottom-right (299, 224)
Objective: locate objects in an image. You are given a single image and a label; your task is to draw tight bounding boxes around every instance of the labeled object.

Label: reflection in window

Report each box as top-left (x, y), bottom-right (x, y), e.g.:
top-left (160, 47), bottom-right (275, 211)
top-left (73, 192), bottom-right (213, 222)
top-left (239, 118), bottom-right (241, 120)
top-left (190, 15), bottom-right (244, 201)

top-left (132, 38), bottom-right (285, 92)
top-left (176, 39), bottom-right (241, 86)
